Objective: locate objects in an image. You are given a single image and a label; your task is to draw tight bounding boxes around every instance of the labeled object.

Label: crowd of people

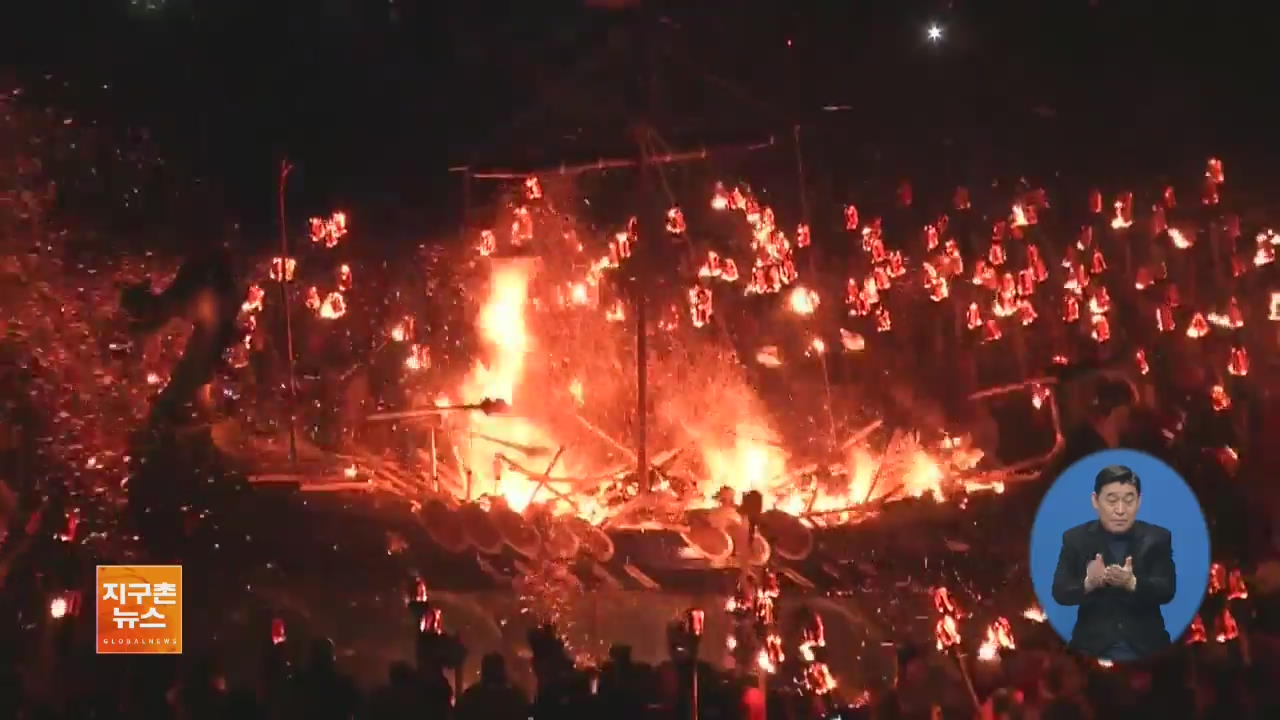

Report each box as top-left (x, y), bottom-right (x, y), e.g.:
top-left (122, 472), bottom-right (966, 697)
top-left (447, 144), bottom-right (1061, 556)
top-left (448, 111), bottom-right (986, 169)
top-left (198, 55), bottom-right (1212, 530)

top-left (3, 604), bottom-right (1280, 720)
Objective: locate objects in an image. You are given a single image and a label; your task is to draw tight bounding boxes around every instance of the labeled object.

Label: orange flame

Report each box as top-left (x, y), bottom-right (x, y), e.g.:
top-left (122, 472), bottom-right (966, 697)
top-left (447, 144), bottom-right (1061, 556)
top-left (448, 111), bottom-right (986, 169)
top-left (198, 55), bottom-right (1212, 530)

top-left (1211, 385), bottom-right (1232, 412)
top-left (711, 182), bottom-right (730, 211)
top-left (666, 206), bottom-right (687, 235)
top-left (1214, 607), bottom-right (1239, 643)
top-left (270, 257), bottom-right (297, 282)
top-left (309, 211), bottom-right (349, 248)
top-left (935, 615), bottom-right (961, 651)
top-left (1209, 562), bottom-right (1226, 594)
top-left (318, 291), bottom-right (346, 320)
top-left (456, 262), bottom-right (564, 512)
top-left (844, 204), bottom-right (859, 231)
top-left (479, 229), bottom-right (497, 256)
top-left (1186, 313), bottom-right (1210, 338)
top-left (1227, 346), bottom-right (1249, 377)
top-left (1228, 569), bottom-right (1249, 600)
top-left (1186, 614), bottom-right (1207, 644)
top-left (242, 284), bottom-right (265, 313)
top-left (788, 286), bottom-right (820, 315)
top-left (1169, 227), bottom-right (1194, 249)
top-left (524, 176), bottom-right (543, 200)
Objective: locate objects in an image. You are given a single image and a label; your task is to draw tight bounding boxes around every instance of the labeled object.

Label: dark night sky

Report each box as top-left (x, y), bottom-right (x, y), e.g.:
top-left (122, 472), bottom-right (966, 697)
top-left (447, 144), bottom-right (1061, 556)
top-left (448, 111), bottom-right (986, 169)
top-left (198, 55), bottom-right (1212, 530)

top-left (4, 0), bottom-right (1277, 239)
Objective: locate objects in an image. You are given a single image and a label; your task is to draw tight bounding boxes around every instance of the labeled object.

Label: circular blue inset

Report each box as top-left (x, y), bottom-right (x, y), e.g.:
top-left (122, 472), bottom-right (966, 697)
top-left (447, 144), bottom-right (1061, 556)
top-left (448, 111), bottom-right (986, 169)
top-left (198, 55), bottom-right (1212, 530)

top-left (1028, 449), bottom-right (1211, 652)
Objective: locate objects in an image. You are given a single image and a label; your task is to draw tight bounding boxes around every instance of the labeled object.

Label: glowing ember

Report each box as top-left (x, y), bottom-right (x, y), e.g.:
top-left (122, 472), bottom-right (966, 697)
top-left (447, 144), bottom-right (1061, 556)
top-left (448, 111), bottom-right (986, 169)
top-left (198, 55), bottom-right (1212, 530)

top-left (1228, 569), bottom-right (1249, 600)
top-left (49, 597), bottom-right (68, 619)
top-left (524, 176), bottom-right (543, 200)
top-left (810, 337), bottom-right (827, 354)
top-left (309, 211), bottom-right (349, 248)
top-left (1215, 607), bottom-right (1239, 643)
top-left (1022, 605), bottom-right (1047, 623)
top-left (604, 301), bottom-right (627, 323)
top-left (1018, 299), bottom-right (1038, 326)
top-left (1031, 384), bottom-right (1051, 410)
top-left (1135, 349), bottom-right (1149, 375)
top-left (689, 285), bottom-right (714, 327)
top-left (1090, 248), bottom-right (1107, 274)
top-left (988, 241), bottom-right (1006, 267)
top-left (318, 292), bottom-right (346, 320)
top-left (796, 224), bottom-right (811, 248)
top-left (1206, 157), bottom-right (1225, 185)
top-left (1110, 193), bottom-right (1134, 229)
top-left (982, 319), bottom-right (1002, 343)
top-left (568, 378), bottom-right (585, 406)
top-left (1062, 295), bottom-right (1080, 324)
top-left (843, 204), bottom-right (859, 231)
top-left (1089, 287), bottom-right (1112, 315)
top-left (966, 301), bottom-right (983, 330)
top-left (1134, 266), bottom-right (1154, 290)
top-left (756, 346), bottom-right (783, 367)
top-left (337, 264), bottom-right (353, 291)
top-left (1090, 314), bottom-right (1111, 343)
top-left (875, 307), bottom-right (892, 333)
top-left (1185, 313), bottom-right (1210, 338)
top-left (1010, 203), bottom-right (1029, 227)
top-left (1156, 303), bottom-right (1175, 333)
top-left (1271, 292), bottom-right (1280, 320)
top-left (840, 329), bottom-right (865, 352)
top-left (1211, 384), bottom-right (1231, 412)
top-left (666, 206), bottom-right (687, 235)
top-left (304, 286), bottom-right (321, 311)
top-left (788, 286), bottom-right (820, 315)
top-left (935, 615), bottom-right (961, 652)
top-left (146, 372), bottom-right (163, 385)
top-left (1254, 243), bottom-right (1275, 267)
top-left (568, 282), bottom-right (591, 307)
top-left (390, 317), bottom-right (414, 342)
top-left (978, 617), bottom-right (1016, 660)
top-left (1186, 615), bottom-right (1207, 644)
top-left (1227, 346), bottom-right (1249, 377)
top-left (511, 206), bottom-right (534, 245)
top-left (404, 344), bottom-right (431, 371)
top-left (887, 250), bottom-right (906, 278)
top-left (479, 229), bottom-right (497, 256)
top-left (242, 284), bottom-right (265, 313)
top-left (711, 182), bottom-right (730, 210)
top-left (1169, 227), bottom-right (1193, 249)
top-left (270, 256), bottom-right (297, 282)
top-left (344, 464), bottom-right (358, 480)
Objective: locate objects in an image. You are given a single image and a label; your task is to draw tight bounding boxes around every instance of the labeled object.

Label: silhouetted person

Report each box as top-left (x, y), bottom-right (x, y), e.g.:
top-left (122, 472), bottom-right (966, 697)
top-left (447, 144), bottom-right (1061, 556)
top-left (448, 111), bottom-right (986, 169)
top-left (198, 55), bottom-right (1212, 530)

top-left (369, 661), bottom-right (433, 720)
top-left (414, 633), bottom-right (457, 717)
top-left (120, 243), bottom-right (241, 430)
top-left (1051, 378), bottom-right (1136, 478)
top-left (456, 653), bottom-right (528, 720)
top-left (173, 654), bottom-right (230, 720)
top-left (293, 638), bottom-right (362, 720)
top-left (599, 645), bottom-right (644, 720)
top-left (528, 625), bottom-right (590, 720)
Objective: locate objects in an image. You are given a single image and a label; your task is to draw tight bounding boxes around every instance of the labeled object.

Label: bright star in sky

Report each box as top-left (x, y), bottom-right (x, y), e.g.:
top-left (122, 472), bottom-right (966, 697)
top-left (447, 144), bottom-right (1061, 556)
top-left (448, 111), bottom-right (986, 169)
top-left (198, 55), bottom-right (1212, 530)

top-left (927, 24), bottom-right (943, 42)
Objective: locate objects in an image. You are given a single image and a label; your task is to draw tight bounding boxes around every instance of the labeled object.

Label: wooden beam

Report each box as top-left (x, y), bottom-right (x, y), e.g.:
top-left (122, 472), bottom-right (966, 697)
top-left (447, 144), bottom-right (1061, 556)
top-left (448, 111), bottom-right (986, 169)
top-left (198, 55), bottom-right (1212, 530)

top-left (453, 136), bottom-right (776, 180)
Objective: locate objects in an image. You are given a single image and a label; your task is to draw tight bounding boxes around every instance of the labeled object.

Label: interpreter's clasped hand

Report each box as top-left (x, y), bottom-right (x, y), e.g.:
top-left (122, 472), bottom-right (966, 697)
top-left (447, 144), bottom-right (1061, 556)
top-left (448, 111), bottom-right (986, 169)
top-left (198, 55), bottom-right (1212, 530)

top-left (1084, 554), bottom-right (1107, 592)
top-left (1104, 556), bottom-right (1137, 591)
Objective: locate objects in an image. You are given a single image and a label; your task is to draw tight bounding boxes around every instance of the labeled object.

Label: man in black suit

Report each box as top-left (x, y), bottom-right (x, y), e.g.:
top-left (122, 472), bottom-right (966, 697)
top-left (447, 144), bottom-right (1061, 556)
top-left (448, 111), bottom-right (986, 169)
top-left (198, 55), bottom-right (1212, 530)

top-left (1052, 464), bottom-right (1176, 660)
